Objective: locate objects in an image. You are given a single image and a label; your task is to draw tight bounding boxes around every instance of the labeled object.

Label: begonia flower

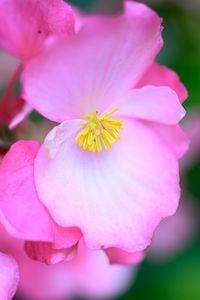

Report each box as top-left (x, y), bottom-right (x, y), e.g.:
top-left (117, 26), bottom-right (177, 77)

top-left (0, 251), bottom-right (19, 300)
top-left (181, 110), bottom-right (200, 170)
top-left (147, 198), bottom-right (198, 262)
top-left (1, 1), bottom-right (189, 262)
top-left (0, 0), bottom-right (75, 128)
top-left (0, 0), bottom-right (75, 60)
top-left (0, 221), bottom-right (134, 300)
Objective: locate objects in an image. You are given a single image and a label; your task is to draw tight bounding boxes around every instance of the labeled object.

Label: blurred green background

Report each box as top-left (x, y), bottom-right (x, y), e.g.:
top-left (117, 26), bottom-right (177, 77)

top-left (66, 1), bottom-right (200, 300)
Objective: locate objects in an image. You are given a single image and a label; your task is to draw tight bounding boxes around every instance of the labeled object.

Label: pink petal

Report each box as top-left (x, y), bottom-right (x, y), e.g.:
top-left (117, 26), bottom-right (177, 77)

top-left (0, 0), bottom-right (74, 59)
top-left (24, 241), bottom-right (77, 265)
top-left (117, 86), bottom-right (185, 124)
top-left (0, 140), bottom-right (81, 247)
top-left (23, 1), bottom-right (162, 122)
top-left (181, 110), bottom-right (200, 170)
top-left (148, 123), bottom-right (189, 159)
top-left (137, 63), bottom-right (188, 103)
top-left (0, 252), bottom-right (19, 300)
top-left (0, 140), bottom-right (53, 241)
top-left (148, 198), bottom-right (198, 262)
top-left (9, 103), bottom-right (33, 129)
top-left (67, 240), bottom-right (135, 299)
top-left (105, 248), bottom-right (145, 265)
top-left (43, 119), bottom-right (81, 159)
top-left (35, 118), bottom-right (180, 252)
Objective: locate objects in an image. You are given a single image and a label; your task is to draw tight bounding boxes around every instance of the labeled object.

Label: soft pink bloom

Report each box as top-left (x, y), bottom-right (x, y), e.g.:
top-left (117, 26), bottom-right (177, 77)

top-left (0, 0), bottom-right (75, 129)
top-left (0, 251), bottom-right (19, 300)
top-left (23, 0), bottom-right (187, 253)
top-left (0, 0), bottom-right (74, 60)
top-left (0, 221), bottom-right (134, 300)
top-left (1, 1), bottom-right (188, 262)
top-left (147, 198), bottom-right (198, 262)
top-left (181, 110), bottom-right (200, 170)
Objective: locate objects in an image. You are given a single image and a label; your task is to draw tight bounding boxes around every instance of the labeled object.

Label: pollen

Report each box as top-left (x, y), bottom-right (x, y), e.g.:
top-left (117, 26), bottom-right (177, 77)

top-left (75, 108), bottom-right (123, 153)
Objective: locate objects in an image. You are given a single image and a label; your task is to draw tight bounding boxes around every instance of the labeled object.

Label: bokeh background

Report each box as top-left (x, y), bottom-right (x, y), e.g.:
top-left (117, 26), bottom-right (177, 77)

top-left (9, 0), bottom-right (200, 299)
top-left (66, 1), bottom-right (200, 299)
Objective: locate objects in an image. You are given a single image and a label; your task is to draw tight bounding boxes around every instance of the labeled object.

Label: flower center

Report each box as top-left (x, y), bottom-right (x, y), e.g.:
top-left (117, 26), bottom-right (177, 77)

top-left (75, 108), bottom-right (123, 153)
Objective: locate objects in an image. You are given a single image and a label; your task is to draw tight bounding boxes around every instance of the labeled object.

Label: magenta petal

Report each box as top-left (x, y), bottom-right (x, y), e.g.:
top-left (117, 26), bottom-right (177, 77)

top-left (0, 140), bottom-right (81, 247)
top-left (34, 118), bottom-right (180, 252)
top-left (24, 241), bottom-right (77, 265)
top-left (137, 63), bottom-right (188, 103)
top-left (0, 141), bottom-right (54, 241)
top-left (0, 252), bottom-right (19, 300)
top-left (23, 1), bottom-right (162, 122)
top-left (105, 248), bottom-right (145, 266)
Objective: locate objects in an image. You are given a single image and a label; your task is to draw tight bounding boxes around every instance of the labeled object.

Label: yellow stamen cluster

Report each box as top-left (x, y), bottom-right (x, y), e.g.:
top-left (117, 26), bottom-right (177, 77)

top-left (76, 108), bottom-right (123, 153)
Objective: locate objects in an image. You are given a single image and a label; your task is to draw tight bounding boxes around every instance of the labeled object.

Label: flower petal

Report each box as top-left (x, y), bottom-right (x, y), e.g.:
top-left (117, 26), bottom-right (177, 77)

top-left (148, 123), bottom-right (189, 159)
top-left (24, 241), bottom-right (77, 265)
top-left (35, 118), bottom-right (180, 252)
top-left (0, 140), bottom-right (81, 247)
top-left (68, 240), bottom-right (135, 299)
top-left (0, 0), bottom-right (74, 59)
top-left (105, 248), bottom-right (145, 266)
top-left (148, 198), bottom-right (198, 262)
top-left (0, 140), bottom-right (52, 241)
top-left (137, 63), bottom-right (188, 103)
top-left (23, 1), bottom-right (162, 122)
top-left (44, 119), bottom-right (81, 159)
top-left (116, 86), bottom-right (185, 125)
top-left (0, 252), bottom-right (19, 300)
top-left (9, 103), bottom-right (33, 129)
top-left (181, 110), bottom-right (200, 170)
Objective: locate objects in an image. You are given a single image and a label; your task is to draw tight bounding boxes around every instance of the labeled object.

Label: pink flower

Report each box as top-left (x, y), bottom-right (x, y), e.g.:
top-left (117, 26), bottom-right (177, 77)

top-left (1, 1), bottom-right (189, 262)
top-left (181, 110), bottom-right (200, 170)
top-left (0, 0), bottom-right (74, 60)
top-left (0, 221), bottom-right (134, 300)
top-left (0, 251), bottom-right (19, 300)
top-left (147, 198), bottom-right (198, 262)
top-left (0, 0), bottom-right (75, 129)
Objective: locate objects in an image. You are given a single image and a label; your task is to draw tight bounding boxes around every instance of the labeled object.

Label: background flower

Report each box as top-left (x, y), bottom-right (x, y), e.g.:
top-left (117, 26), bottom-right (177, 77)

top-left (0, 221), bottom-right (134, 300)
